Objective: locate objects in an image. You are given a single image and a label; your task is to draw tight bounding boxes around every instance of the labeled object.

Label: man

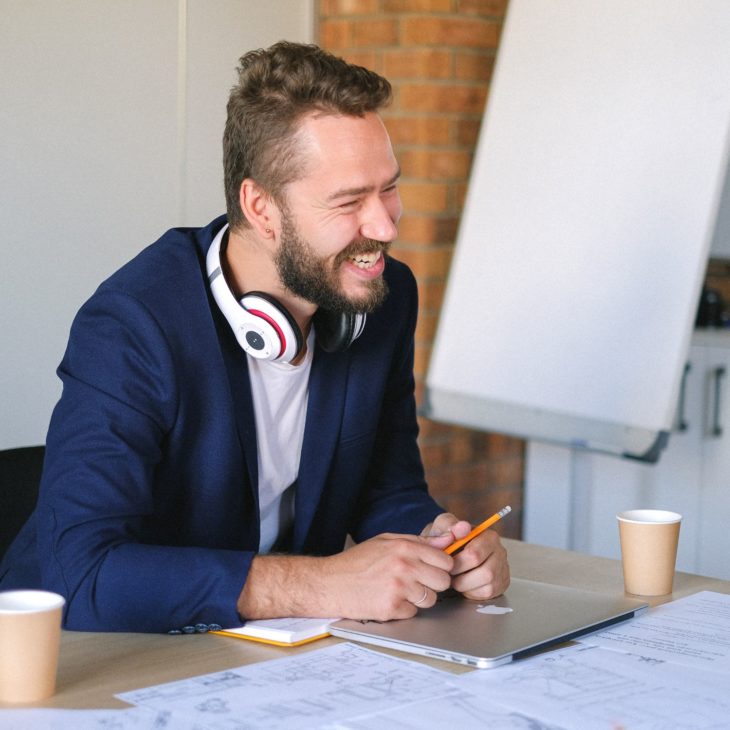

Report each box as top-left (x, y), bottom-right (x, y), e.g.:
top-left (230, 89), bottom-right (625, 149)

top-left (0, 42), bottom-right (509, 632)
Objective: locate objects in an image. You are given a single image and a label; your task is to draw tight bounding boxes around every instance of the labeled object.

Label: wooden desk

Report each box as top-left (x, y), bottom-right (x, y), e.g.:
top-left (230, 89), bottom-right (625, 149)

top-left (6, 539), bottom-right (730, 710)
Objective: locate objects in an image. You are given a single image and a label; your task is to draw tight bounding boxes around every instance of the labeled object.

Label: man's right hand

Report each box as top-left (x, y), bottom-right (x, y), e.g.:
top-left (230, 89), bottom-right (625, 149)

top-left (237, 534), bottom-right (454, 622)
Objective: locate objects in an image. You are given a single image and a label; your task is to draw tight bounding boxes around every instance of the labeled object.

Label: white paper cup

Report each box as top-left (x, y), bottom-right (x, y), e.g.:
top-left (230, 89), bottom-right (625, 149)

top-left (0, 590), bottom-right (65, 703)
top-left (617, 510), bottom-right (682, 596)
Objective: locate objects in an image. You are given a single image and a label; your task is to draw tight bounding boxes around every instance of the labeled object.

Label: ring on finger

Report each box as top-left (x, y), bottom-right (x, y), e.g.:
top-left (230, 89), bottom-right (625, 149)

top-left (413, 587), bottom-right (428, 606)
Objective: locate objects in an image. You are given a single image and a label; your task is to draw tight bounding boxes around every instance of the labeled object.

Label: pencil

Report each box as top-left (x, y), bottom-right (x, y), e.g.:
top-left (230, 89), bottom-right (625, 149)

top-left (444, 505), bottom-right (512, 555)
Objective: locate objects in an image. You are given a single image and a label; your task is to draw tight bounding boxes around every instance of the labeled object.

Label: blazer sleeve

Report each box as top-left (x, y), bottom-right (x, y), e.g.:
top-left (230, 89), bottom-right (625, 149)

top-left (36, 289), bottom-right (250, 632)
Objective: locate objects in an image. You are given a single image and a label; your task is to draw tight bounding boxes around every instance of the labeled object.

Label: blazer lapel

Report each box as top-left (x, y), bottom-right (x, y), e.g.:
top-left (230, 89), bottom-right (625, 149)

top-left (196, 221), bottom-right (260, 536)
top-left (293, 346), bottom-right (349, 551)
top-left (216, 318), bottom-right (260, 519)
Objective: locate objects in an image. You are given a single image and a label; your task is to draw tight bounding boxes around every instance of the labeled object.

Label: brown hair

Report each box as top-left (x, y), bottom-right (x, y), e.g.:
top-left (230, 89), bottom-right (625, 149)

top-left (223, 41), bottom-right (392, 230)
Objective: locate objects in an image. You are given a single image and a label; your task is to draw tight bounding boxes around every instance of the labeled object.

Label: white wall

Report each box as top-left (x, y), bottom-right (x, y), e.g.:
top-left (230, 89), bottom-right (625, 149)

top-left (0, 0), bottom-right (313, 448)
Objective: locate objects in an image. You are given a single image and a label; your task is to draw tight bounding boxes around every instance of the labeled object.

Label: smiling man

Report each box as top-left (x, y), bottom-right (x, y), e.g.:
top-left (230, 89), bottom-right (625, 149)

top-left (0, 42), bottom-right (509, 631)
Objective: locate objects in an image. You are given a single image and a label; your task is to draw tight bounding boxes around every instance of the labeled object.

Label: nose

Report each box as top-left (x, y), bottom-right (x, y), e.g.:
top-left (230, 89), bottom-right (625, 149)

top-left (360, 195), bottom-right (401, 243)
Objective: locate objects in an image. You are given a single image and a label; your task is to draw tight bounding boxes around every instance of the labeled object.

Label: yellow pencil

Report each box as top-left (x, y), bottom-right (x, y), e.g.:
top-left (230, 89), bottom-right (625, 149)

top-left (444, 505), bottom-right (512, 555)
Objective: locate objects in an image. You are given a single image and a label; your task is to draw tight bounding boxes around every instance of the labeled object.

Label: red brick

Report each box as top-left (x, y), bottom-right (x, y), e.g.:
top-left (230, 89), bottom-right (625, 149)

top-left (320, 0), bottom-right (380, 14)
top-left (486, 433), bottom-right (525, 460)
top-left (398, 215), bottom-right (459, 246)
top-left (453, 180), bottom-right (469, 210)
top-left (401, 17), bottom-right (500, 48)
top-left (319, 18), bottom-right (351, 47)
top-left (383, 49), bottom-right (453, 79)
top-left (417, 416), bottom-right (452, 439)
top-left (454, 118), bottom-right (482, 146)
top-left (393, 246), bottom-right (453, 279)
top-left (454, 50), bottom-right (495, 81)
top-left (355, 19), bottom-right (399, 45)
top-left (337, 49), bottom-right (382, 72)
top-left (489, 458), bottom-right (525, 488)
top-left (413, 344), bottom-right (431, 379)
top-left (448, 432), bottom-right (475, 464)
top-left (400, 83), bottom-right (487, 114)
top-left (321, 18), bottom-right (400, 48)
top-left (383, 0), bottom-right (454, 11)
top-left (398, 181), bottom-right (449, 213)
top-left (415, 309), bottom-right (439, 343)
top-left (457, 0), bottom-right (508, 16)
top-left (416, 279), bottom-right (446, 310)
top-left (420, 440), bottom-right (451, 469)
top-left (384, 115), bottom-right (451, 145)
top-left (400, 149), bottom-right (472, 180)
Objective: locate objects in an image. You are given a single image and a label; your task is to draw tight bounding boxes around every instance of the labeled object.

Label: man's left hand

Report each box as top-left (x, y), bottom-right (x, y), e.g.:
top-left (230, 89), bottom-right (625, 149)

top-left (420, 512), bottom-right (510, 600)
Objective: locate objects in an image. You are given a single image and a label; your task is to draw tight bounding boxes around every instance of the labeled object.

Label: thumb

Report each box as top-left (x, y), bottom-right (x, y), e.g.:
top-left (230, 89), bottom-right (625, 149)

top-left (422, 532), bottom-right (455, 550)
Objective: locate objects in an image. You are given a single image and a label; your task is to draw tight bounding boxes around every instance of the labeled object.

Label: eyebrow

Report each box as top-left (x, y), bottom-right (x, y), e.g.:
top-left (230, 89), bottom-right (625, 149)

top-left (325, 167), bottom-right (401, 203)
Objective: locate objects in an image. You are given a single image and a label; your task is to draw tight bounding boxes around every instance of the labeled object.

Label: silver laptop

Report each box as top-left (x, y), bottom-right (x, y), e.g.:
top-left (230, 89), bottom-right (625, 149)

top-left (329, 578), bottom-right (648, 668)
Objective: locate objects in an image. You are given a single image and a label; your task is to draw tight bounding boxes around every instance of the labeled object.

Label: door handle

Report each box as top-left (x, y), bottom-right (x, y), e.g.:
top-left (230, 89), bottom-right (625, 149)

top-left (712, 366), bottom-right (726, 437)
top-left (677, 361), bottom-right (691, 432)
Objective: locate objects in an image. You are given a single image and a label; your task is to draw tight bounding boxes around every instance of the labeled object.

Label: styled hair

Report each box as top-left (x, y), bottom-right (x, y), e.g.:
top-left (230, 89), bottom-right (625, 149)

top-left (223, 41), bottom-right (392, 230)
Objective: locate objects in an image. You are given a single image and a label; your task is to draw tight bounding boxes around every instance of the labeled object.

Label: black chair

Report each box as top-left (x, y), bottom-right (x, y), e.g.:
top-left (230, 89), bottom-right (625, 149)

top-left (0, 445), bottom-right (45, 560)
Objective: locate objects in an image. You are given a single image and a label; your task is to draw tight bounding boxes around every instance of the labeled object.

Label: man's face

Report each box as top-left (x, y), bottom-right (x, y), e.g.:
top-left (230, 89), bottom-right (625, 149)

top-left (273, 112), bottom-right (402, 314)
top-left (274, 206), bottom-right (389, 314)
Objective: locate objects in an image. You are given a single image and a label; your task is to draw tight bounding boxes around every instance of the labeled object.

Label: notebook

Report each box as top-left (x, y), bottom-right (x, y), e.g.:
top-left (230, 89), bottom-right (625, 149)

top-left (212, 616), bottom-right (337, 647)
top-left (329, 578), bottom-right (648, 668)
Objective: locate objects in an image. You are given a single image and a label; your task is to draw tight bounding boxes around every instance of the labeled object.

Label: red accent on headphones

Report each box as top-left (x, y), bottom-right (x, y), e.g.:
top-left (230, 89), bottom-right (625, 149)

top-left (247, 307), bottom-right (287, 359)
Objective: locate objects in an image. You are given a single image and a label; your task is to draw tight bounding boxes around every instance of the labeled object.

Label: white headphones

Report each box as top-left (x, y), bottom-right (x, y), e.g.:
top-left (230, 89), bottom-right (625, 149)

top-left (206, 225), bottom-right (366, 362)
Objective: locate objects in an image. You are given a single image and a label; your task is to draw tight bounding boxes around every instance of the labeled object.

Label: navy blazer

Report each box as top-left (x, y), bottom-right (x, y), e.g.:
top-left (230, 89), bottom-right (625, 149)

top-left (0, 216), bottom-right (443, 632)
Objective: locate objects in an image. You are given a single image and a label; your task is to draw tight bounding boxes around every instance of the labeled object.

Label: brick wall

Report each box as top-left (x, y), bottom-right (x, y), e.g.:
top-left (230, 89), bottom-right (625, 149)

top-left (317, 0), bottom-right (524, 539)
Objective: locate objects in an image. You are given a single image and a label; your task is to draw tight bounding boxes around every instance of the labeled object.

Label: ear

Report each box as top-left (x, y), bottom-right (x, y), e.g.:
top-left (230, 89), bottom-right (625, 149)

top-left (239, 178), bottom-right (279, 238)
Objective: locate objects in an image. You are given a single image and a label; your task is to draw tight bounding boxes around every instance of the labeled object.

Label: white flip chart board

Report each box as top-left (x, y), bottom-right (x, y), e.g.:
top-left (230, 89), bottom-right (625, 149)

top-left (424, 0), bottom-right (730, 461)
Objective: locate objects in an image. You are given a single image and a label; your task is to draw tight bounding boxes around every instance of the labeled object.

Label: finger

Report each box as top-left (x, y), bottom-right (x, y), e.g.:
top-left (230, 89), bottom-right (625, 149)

top-left (456, 569), bottom-right (511, 600)
top-left (422, 519), bottom-right (472, 552)
top-left (420, 512), bottom-right (455, 537)
top-left (421, 515), bottom-right (472, 540)
top-left (414, 561), bottom-right (453, 594)
top-left (381, 534), bottom-right (454, 570)
top-left (375, 532), bottom-right (454, 563)
top-left (451, 551), bottom-right (511, 598)
top-left (365, 535), bottom-right (454, 581)
top-left (422, 532), bottom-right (455, 550)
top-left (450, 529), bottom-right (502, 576)
top-left (410, 584), bottom-right (430, 608)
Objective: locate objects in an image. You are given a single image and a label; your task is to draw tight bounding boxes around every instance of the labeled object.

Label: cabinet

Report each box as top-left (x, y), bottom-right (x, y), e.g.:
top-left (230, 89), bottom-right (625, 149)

top-left (524, 331), bottom-right (730, 579)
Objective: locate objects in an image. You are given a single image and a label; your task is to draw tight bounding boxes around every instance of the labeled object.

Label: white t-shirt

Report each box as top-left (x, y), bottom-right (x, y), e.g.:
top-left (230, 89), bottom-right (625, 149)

top-left (247, 329), bottom-right (313, 553)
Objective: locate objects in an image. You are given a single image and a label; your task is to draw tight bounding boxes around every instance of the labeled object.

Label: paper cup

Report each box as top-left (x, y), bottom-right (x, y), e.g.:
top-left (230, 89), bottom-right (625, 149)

top-left (0, 590), bottom-right (65, 703)
top-left (617, 510), bottom-right (681, 596)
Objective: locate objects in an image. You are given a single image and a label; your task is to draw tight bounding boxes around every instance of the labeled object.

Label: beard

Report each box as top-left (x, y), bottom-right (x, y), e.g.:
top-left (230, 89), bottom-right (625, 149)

top-left (274, 209), bottom-right (390, 315)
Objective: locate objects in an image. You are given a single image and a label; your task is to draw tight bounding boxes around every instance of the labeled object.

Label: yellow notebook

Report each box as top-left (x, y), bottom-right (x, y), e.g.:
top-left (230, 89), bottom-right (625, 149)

top-left (211, 617), bottom-right (338, 647)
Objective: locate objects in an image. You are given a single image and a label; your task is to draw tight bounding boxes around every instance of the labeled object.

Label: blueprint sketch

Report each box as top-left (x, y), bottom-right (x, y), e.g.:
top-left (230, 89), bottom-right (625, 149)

top-left (583, 590), bottom-right (730, 672)
top-left (118, 643), bottom-right (461, 730)
top-left (329, 689), bottom-right (567, 730)
top-left (0, 707), bottom-right (195, 730)
top-left (458, 643), bottom-right (730, 730)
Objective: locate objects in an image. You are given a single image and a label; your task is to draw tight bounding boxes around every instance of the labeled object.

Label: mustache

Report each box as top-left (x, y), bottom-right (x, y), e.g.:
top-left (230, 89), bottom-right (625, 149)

top-left (335, 238), bottom-right (391, 267)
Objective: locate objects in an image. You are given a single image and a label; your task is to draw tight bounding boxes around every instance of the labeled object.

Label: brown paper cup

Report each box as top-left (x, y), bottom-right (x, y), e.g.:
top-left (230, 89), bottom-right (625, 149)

top-left (0, 590), bottom-right (65, 703)
top-left (617, 509), bottom-right (681, 596)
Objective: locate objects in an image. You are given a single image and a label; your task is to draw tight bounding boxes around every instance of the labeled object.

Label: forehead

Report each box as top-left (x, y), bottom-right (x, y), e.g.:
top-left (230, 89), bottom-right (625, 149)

top-left (290, 112), bottom-right (399, 197)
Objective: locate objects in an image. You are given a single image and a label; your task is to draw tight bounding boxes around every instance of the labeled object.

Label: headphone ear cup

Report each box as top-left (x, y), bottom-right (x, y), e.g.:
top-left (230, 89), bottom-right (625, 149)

top-left (241, 291), bottom-right (304, 363)
top-left (313, 310), bottom-right (366, 353)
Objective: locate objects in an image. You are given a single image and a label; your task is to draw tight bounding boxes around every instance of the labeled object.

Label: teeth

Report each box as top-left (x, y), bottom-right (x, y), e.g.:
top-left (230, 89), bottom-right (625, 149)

top-left (349, 251), bottom-right (381, 269)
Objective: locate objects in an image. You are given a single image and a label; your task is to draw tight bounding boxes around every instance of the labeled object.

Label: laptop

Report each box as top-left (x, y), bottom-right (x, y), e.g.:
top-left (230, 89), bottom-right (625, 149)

top-left (329, 578), bottom-right (648, 668)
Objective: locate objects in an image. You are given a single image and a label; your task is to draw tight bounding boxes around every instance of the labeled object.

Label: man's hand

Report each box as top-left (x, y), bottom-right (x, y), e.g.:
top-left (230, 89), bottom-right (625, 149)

top-left (237, 533), bottom-right (454, 622)
top-left (421, 512), bottom-right (510, 600)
